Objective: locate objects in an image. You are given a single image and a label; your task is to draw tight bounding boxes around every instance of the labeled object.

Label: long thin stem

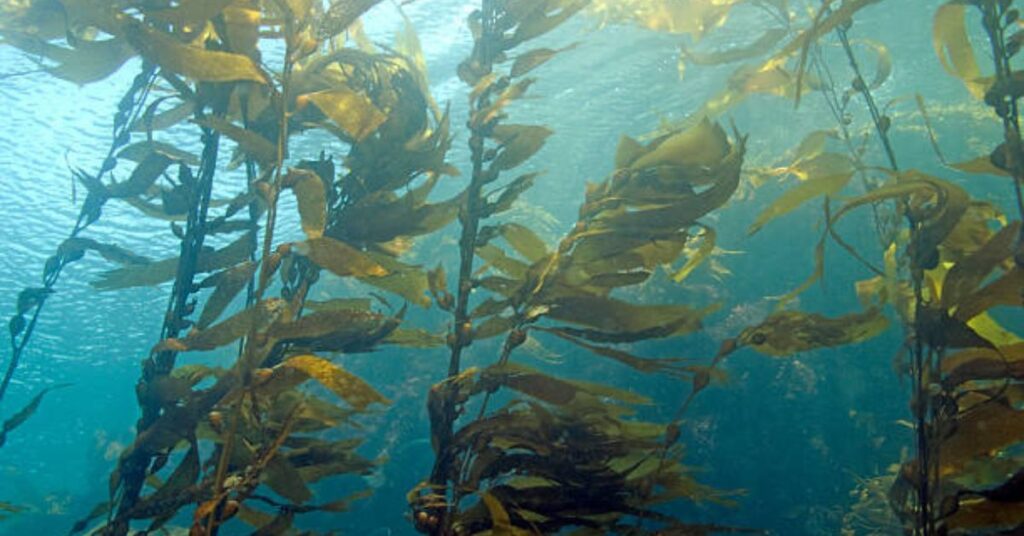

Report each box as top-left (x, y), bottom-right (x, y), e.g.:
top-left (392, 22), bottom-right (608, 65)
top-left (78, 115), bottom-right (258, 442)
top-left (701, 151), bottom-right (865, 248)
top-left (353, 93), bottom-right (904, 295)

top-left (110, 91), bottom-right (227, 536)
top-left (0, 64), bottom-right (156, 409)
top-left (978, 2), bottom-right (1024, 277)
top-left (205, 18), bottom-right (295, 535)
top-left (424, 5), bottom-right (497, 533)
top-left (836, 26), bottom-right (898, 172)
top-left (826, 11), bottom-right (939, 534)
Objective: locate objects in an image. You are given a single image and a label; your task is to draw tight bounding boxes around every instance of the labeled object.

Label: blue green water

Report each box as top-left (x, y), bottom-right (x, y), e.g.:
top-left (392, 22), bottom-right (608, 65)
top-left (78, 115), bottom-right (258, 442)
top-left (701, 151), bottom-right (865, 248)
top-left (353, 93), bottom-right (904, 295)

top-left (0, 1), bottom-right (1016, 534)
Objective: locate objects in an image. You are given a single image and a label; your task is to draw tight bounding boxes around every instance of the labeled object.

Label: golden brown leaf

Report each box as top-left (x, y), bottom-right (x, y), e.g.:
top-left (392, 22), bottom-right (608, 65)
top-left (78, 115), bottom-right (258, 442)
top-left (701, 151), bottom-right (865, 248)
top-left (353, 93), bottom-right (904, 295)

top-left (477, 244), bottom-right (531, 280)
top-left (954, 267), bottom-right (1023, 322)
top-left (481, 492), bottom-right (520, 535)
top-left (197, 261), bottom-right (258, 329)
top-left (629, 117), bottom-right (730, 173)
top-left (933, 2), bottom-right (989, 99)
top-left (510, 44), bottom-right (577, 77)
top-left (748, 166), bottom-right (852, 235)
top-left (0, 384), bottom-right (70, 448)
top-left (122, 19), bottom-right (267, 84)
top-left (946, 496), bottom-right (1024, 533)
top-left (672, 224), bottom-right (715, 283)
top-left (264, 455), bottom-right (313, 504)
top-left (267, 307), bottom-right (400, 353)
top-left (117, 140), bottom-right (200, 167)
top-left (157, 298), bottom-right (288, 352)
top-left (942, 221), bottom-right (1021, 312)
top-left (615, 135), bottom-right (647, 169)
top-left (293, 237), bottom-right (389, 278)
top-left (283, 168), bottom-right (327, 239)
top-left (0, 32), bottom-right (135, 85)
top-left (383, 328), bottom-right (445, 348)
top-left (356, 253), bottom-right (432, 308)
top-left (93, 232), bottom-right (255, 290)
top-left (739, 307), bottom-right (890, 357)
top-left (500, 223), bottom-right (549, 263)
top-left (305, 87), bottom-right (388, 141)
top-left (282, 354), bottom-right (389, 411)
top-left (107, 151), bottom-right (173, 198)
top-left (940, 400), bottom-right (1024, 477)
top-left (193, 116), bottom-right (277, 167)
top-left (541, 327), bottom-right (695, 377)
top-left (950, 155), bottom-right (1011, 177)
top-left (59, 237), bottom-right (151, 266)
top-left (479, 362), bottom-right (649, 406)
top-left (548, 296), bottom-right (716, 342)
top-left (491, 124), bottom-right (553, 171)
top-left (507, 0), bottom-right (588, 49)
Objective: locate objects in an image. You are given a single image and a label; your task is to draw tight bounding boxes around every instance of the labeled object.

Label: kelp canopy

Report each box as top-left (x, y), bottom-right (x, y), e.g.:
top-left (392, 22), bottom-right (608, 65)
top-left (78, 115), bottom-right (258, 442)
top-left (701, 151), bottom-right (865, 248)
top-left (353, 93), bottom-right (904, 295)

top-left (0, 0), bottom-right (1021, 535)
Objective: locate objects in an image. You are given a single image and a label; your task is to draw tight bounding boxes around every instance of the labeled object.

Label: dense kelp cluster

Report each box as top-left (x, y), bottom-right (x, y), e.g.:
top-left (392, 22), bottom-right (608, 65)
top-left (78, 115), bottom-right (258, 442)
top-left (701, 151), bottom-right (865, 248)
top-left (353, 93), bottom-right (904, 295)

top-left (1, 0), bottom-right (1023, 535)
top-left (596, 0), bottom-right (1024, 534)
top-left (0, 0), bottom-right (753, 534)
top-left (1, 0), bottom-right (449, 533)
top-left (406, 2), bottom-right (753, 533)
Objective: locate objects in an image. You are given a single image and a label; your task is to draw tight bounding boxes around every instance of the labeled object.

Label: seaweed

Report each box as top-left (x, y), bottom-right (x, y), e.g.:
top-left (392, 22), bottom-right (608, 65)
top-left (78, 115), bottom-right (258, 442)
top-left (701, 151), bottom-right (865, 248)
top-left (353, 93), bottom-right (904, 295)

top-left (0, 52), bottom-right (158, 453)
top-left (2, 1), bottom-right (1023, 536)
top-left (404, 2), bottom-right (752, 533)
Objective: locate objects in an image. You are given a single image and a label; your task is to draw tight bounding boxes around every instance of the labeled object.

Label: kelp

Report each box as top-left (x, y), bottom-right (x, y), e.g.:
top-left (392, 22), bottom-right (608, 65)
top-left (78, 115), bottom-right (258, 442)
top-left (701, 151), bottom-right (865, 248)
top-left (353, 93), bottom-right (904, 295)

top-left (591, 1), bottom-right (1022, 534)
top-left (933, 2), bottom-right (990, 100)
top-left (884, 4), bottom-right (1024, 534)
top-left (5, 1), bottom-right (1023, 536)
top-left (738, 308), bottom-right (890, 358)
top-left (747, 152), bottom-right (855, 235)
top-left (407, 3), bottom-right (752, 532)
top-left (842, 473), bottom-right (902, 535)
top-left (586, 0), bottom-right (762, 41)
top-left (0, 383), bottom-right (70, 448)
top-left (0, 0), bottom-right (469, 533)
top-left (0, 50), bottom-right (161, 467)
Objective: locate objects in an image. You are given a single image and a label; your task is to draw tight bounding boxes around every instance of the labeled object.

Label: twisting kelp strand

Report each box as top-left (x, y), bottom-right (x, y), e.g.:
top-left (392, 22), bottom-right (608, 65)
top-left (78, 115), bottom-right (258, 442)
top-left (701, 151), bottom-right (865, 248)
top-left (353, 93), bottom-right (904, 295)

top-left (0, 1), bottom-right (1021, 535)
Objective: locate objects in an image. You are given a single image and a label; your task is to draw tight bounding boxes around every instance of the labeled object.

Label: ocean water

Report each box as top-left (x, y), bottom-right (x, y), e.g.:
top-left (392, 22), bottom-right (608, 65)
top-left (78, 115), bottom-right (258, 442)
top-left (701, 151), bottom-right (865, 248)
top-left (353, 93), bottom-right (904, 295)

top-left (0, 1), bottom-right (1020, 535)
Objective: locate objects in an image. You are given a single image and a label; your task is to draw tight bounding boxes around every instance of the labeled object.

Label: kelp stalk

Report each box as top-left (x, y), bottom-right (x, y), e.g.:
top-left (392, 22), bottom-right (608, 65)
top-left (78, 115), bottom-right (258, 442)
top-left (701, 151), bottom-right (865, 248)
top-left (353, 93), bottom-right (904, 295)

top-left (977, 0), bottom-right (1024, 268)
top-left (204, 11), bottom-right (299, 533)
top-left (834, 17), bottom-right (939, 533)
top-left (835, 24), bottom-right (898, 172)
top-left (111, 92), bottom-right (227, 536)
top-left (428, 0), bottom-right (497, 510)
top-left (1, 63), bottom-right (156, 441)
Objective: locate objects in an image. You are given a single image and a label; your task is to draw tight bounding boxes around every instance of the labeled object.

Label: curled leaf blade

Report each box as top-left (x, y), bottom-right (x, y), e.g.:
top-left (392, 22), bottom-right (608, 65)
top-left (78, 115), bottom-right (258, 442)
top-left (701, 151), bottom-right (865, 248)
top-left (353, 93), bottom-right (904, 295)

top-left (283, 354), bottom-right (389, 411)
top-left (123, 19), bottom-right (267, 84)
top-left (749, 169), bottom-right (852, 235)
top-left (305, 87), bottom-right (387, 141)
top-left (284, 169), bottom-right (327, 239)
top-left (294, 237), bottom-right (388, 278)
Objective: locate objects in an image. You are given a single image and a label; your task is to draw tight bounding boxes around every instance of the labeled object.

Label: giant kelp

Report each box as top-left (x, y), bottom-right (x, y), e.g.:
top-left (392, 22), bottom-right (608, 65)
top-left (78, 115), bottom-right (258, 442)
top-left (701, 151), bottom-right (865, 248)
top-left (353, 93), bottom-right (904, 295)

top-left (625, 0), bottom-right (1023, 534)
top-left (3, 0), bottom-right (1024, 535)
top-left (0, 0), bottom-right (754, 534)
top-left (405, 1), bottom-right (753, 533)
top-left (588, 0), bottom-right (1022, 534)
top-left (2, 0), bottom-right (450, 534)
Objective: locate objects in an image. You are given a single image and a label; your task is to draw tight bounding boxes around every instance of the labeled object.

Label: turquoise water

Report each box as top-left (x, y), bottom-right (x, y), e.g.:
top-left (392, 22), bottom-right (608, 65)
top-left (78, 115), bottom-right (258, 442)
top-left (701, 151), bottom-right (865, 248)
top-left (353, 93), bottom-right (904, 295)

top-left (0, 1), bottom-right (1019, 534)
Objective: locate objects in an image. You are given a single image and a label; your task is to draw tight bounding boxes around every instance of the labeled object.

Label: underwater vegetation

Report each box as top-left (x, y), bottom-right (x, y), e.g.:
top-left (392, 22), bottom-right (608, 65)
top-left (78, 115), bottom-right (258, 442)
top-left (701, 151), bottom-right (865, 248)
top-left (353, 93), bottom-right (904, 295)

top-left (0, 0), bottom-right (1021, 535)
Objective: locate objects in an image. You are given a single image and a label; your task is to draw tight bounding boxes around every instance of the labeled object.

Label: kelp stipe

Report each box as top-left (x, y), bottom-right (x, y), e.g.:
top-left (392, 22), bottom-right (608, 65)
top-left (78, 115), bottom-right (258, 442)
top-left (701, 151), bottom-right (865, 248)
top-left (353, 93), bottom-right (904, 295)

top-left (0, 60), bottom-right (157, 451)
top-left (596, 0), bottom-right (1021, 534)
top-left (404, 2), bottom-right (760, 534)
top-left (885, 1), bottom-right (1024, 534)
top-left (6, 0), bottom-right (1023, 535)
top-left (3, 1), bottom-right (747, 533)
top-left (0, 1), bottom-right (453, 533)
